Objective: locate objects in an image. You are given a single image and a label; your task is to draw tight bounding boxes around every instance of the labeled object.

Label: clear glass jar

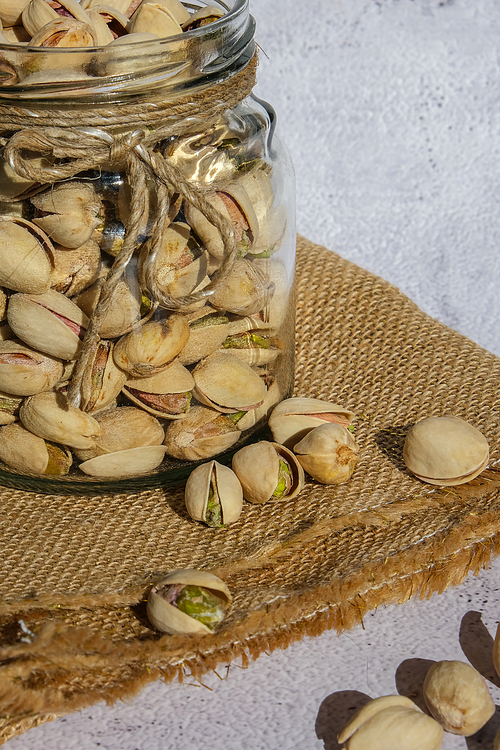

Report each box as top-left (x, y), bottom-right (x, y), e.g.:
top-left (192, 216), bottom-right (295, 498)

top-left (0, 0), bottom-right (296, 493)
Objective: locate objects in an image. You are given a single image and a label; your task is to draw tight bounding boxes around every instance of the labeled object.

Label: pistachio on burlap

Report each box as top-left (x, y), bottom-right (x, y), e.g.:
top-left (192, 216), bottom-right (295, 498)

top-left (293, 422), bottom-right (358, 485)
top-left (232, 440), bottom-right (304, 504)
top-left (0, 422), bottom-right (72, 475)
top-left (20, 391), bottom-right (102, 450)
top-left (163, 405), bottom-right (241, 461)
top-left (147, 569), bottom-right (231, 635)
top-left (269, 397), bottom-right (355, 448)
top-left (0, 339), bottom-right (63, 396)
top-left (423, 660), bottom-right (495, 736)
top-left (337, 695), bottom-right (444, 750)
top-left (185, 460), bottom-right (243, 528)
top-left (403, 416), bottom-right (489, 486)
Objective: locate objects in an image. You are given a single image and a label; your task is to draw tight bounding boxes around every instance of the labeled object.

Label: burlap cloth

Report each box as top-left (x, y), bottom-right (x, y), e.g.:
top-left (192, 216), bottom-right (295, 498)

top-left (1, 235), bottom-right (500, 744)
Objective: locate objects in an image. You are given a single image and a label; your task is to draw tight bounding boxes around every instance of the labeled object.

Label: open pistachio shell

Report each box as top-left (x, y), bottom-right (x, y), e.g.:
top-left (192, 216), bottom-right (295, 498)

top-left (0, 422), bottom-right (72, 476)
top-left (8, 289), bottom-right (89, 360)
top-left (339, 701), bottom-right (444, 750)
top-left (151, 0), bottom-right (190, 24)
top-left (147, 568), bottom-right (231, 635)
top-left (79, 445), bottom-right (167, 477)
top-left (192, 350), bottom-right (267, 413)
top-left (236, 379), bottom-right (281, 432)
top-left (73, 405), bottom-right (164, 461)
top-left (20, 391), bottom-right (102, 450)
top-left (22, 0), bottom-right (92, 35)
top-left (293, 423), bottom-right (358, 485)
top-left (80, 340), bottom-right (128, 413)
top-left (269, 397), bottom-right (356, 448)
top-left (0, 340), bottom-right (64, 396)
top-left (164, 405), bottom-right (240, 461)
top-left (181, 4), bottom-right (223, 30)
top-left (179, 313), bottom-right (255, 366)
top-left (185, 460), bottom-right (243, 527)
top-left (113, 314), bottom-right (190, 378)
top-left (232, 440), bottom-right (304, 504)
top-left (0, 218), bottom-right (54, 294)
top-left (31, 181), bottom-right (102, 249)
top-left (123, 360), bottom-right (194, 419)
top-left (29, 17), bottom-right (97, 46)
top-left (338, 695), bottom-right (424, 745)
top-left (220, 330), bottom-right (281, 366)
top-left (403, 416), bottom-right (489, 486)
top-left (86, 3), bottom-right (131, 40)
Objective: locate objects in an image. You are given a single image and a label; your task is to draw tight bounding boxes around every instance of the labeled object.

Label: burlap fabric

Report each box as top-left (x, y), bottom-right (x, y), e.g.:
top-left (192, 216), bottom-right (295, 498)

top-left (1, 235), bottom-right (500, 744)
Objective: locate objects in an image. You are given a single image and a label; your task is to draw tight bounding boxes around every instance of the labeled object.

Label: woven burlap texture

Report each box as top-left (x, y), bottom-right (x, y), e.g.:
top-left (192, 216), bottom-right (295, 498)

top-left (1, 235), bottom-right (500, 745)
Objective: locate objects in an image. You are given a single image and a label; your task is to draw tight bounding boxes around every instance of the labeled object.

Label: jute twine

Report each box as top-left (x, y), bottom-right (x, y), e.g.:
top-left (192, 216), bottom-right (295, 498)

top-left (0, 236), bottom-right (500, 744)
top-left (0, 53), bottom-right (258, 408)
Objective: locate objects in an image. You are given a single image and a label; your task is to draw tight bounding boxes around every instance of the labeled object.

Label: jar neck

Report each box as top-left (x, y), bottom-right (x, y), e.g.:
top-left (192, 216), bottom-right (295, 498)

top-left (0, 0), bottom-right (255, 106)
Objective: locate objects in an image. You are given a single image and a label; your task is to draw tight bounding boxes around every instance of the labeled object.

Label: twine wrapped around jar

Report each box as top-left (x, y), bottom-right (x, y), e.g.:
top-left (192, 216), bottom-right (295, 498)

top-left (0, 54), bottom-right (259, 408)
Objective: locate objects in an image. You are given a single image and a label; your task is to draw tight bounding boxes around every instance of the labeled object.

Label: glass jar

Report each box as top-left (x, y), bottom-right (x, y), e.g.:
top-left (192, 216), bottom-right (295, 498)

top-left (0, 0), bottom-right (296, 493)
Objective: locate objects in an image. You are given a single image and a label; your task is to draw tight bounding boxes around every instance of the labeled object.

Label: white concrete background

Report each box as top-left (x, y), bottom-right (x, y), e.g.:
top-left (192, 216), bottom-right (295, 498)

top-left (8, 0), bottom-right (500, 747)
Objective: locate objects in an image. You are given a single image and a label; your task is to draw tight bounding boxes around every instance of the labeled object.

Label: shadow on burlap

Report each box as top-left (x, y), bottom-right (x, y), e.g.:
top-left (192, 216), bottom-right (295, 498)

top-left (1, 236), bottom-right (500, 744)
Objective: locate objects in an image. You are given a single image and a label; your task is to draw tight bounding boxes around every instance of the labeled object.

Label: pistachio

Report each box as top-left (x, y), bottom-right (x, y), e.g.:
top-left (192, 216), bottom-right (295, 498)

top-left (178, 312), bottom-right (256, 366)
top-left (337, 696), bottom-right (444, 750)
top-left (293, 423), bottom-right (358, 485)
top-left (31, 182), bottom-right (102, 249)
top-left (86, 3), bottom-right (131, 41)
top-left (163, 405), bottom-right (241, 461)
top-left (2, 24), bottom-right (31, 42)
top-left (79, 445), bottom-right (167, 477)
top-left (0, 158), bottom-right (52, 201)
top-left (73, 405), bottom-right (164, 461)
top-left (185, 460), bottom-right (243, 528)
top-left (149, 0), bottom-right (190, 25)
top-left (29, 17), bottom-right (97, 46)
top-left (232, 440), bottom-right (304, 504)
top-left (50, 239), bottom-right (101, 296)
top-left (269, 397), bottom-right (355, 448)
top-left (0, 422), bottom-right (72, 476)
top-left (0, 340), bottom-right (64, 396)
top-left (208, 258), bottom-right (273, 317)
top-left (22, 0), bottom-right (92, 36)
top-left (122, 360), bottom-right (194, 419)
top-left (73, 276), bottom-right (142, 339)
top-left (235, 378), bottom-right (281, 431)
top-left (403, 416), bottom-right (489, 486)
top-left (129, 1), bottom-right (183, 36)
top-left (80, 339), bottom-right (128, 413)
top-left (192, 350), bottom-right (267, 414)
top-left (113, 314), bottom-right (189, 377)
top-left (0, 0), bottom-right (30, 26)
top-left (221, 330), bottom-right (281, 366)
top-left (147, 568), bottom-right (231, 635)
top-left (0, 390), bottom-right (22, 424)
top-left (8, 289), bottom-right (89, 360)
top-left (181, 5), bottom-right (223, 31)
top-left (20, 391), bottom-right (102, 450)
top-left (423, 660), bottom-right (495, 736)
top-left (0, 218), bottom-right (54, 295)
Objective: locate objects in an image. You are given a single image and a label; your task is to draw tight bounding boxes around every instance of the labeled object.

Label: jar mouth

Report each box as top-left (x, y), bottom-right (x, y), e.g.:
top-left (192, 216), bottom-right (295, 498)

top-left (0, 0), bottom-right (255, 103)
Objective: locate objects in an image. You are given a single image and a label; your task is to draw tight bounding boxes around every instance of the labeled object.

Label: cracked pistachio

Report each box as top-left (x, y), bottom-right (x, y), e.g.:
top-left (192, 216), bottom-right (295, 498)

top-left (113, 314), bottom-right (189, 378)
top-left (73, 276), bottom-right (144, 339)
top-left (204, 258), bottom-right (273, 317)
top-left (338, 695), bottom-right (444, 750)
top-left (147, 568), bottom-right (231, 635)
top-left (50, 238), bottom-right (101, 296)
top-left (423, 660), bottom-right (495, 736)
top-left (269, 397), bottom-right (355, 449)
top-left (20, 391), bottom-right (102, 450)
top-left (0, 0), bottom-right (29, 26)
top-left (163, 405), bottom-right (241, 461)
top-left (178, 312), bottom-right (256, 366)
top-left (122, 360), bottom-right (194, 419)
top-left (129, 0), bottom-right (182, 36)
top-left (403, 416), bottom-right (489, 486)
top-left (31, 181), bottom-right (102, 249)
top-left (0, 422), bottom-right (72, 476)
top-left (29, 17), bottom-right (97, 46)
top-left (181, 4), bottom-right (223, 31)
top-left (232, 440), bottom-right (304, 504)
top-left (293, 422), bottom-right (358, 485)
top-left (192, 350), bottom-right (267, 413)
top-left (22, 0), bottom-right (91, 35)
top-left (221, 329), bottom-right (281, 366)
top-left (0, 218), bottom-right (54, 295)
top-left (80, 339), bottom-right (128, 413)
top-left (0, 339), bottom-right (64, 396)
top-left (86, 4), bottom-right (131, 43)
top-left (185, 460), bottom-right (243, 528)
top-left (235, 378), bottom-right (281, 432)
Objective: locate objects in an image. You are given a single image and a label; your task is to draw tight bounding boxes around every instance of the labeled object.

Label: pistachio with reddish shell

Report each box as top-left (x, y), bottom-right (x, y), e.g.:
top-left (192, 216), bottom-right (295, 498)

top-left (0, 422), bottom-right (72, 476)
top-left (403, 416), bottom-right (489, 486)
top-left (20, 391), bottom-right (102, 450)
top-left (232, 440), bottom-right (304, 504)
top-left (22, 0), bottom-right (92, 36)
top-left (122, 360), bottom-right (194, 419)
top-left (0, 218), bottom-right (54, 295)
top-left (80, 339), bottom-right (128, 413)
top-left (181, 4), bottom-right (223, 30)
top-left (164, 405), bottom-right (241, 461)
top-left (208, 258), bottom-right (273, 316)
top-left (269, 397), bottom-right (356, 449)
top-left (185, 460), bottom-right (243, 528)
top-left (0, 391), bottom-right (22, 425)
top-left (50, 239), bottom-right (101, 296)
top-left (113, 314), bottom-right (190, 378)
top-left (29, 17), bottom-right (97, 46)
top-left (73, 405), bottom-right (164, 462)
top-left (147, 568), bottom-right (231, 635)
top-left (129, 0), bottom-right (182, 36)
top-left (0, 340), bottom-right (64, 396)
top-left (293, 422), bottom-right (358, 485)
top-left (31, 182), bottom-right (102, 249)
top-left (192, 350), bottom-right (267, 414)
top-left (73, 276), bottom-right (143, 339)
top-left (8, 289), bottom-right (89, 360)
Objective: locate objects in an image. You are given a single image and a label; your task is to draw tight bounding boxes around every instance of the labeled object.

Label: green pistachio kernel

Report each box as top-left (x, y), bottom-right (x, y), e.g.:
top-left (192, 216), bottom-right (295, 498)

top-left (273, 458), bottom-right (292, 499)
top-left (175, 585), bottom-right (226, 630)
top-left (190, 315), bottom-right (229, 330)
top-left (45, 442), bottom-right (71, 476)
top-left (223, 332), bottom-right (270, 350)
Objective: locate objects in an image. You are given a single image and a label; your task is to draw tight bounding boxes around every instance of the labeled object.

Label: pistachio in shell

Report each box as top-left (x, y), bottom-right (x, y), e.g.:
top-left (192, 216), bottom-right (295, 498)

top-left (0, 390), bottom-right (23, 425)
top-left (163, 405), bottom-right (241, 461)
top-left (113, 315), bottom-right (189, 378)
top-left (20, 391), bottom-right (102, 450)
top-left (0, 340), bottom-right (64, 396)
top-left (236, 378), bottom-right (281, 432)
top-left (147, 569), bottom-right (231, 635)
top-left (207, 258), bottom-right (273, 316)
top-left (123, 360), bottom-right (194, 419)
top-left (22, 0), bottom-right (92, 35)
top-left (73, 276), bottom-right (143, 339)
top-left (192, 350), bottom-right (267, 413)
top-left (129, 1), bottom-right (183, 36)
top-left (79, 445), bottom-right (167, 477)
top-left (0, 218), bottom-right (54, 295)
top-left (50, 239), bottom-right (101, 297)
top-left (0, 0), bottom-right (30, 27)
top-left (232, 440), bottom-right (304, 504)
top-left (179, 312), bottom-right (256, 366)
top-left (0, 422), bottom-right (72, 476)
top-left (269, 397), bottom-right (356, 449)
top-left (185, 460), bottom-right (243, 528)
top-left (29, 17), bottom-right (97, 46)
top-left (80, 339), bottom-right (128, 413)
top-left (221, 330), bottom-right (282, 366)
top-left (403, 416), bottom-right (489, 486)
top-left (31, 181), bottom-right (102, 249)
top-left (293, 422), bottom-right (358, 485)
top-left (181, 4), bottom-right (223, 30)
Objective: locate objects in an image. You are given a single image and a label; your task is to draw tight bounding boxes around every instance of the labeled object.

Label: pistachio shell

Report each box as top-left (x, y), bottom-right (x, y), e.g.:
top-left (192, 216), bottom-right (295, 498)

top-left (79, 445), bottom-right (167, 477)
top-left (123, 360), bottom-right (194, 419)
top-left (86, 3), bottom-right (131, 41)
top-left (29, 17), bottom-right (97, 46)
top-left (0, 218), bottom-right (53, 294)
top-left (147, 568), bottom-right (231, 635)
top-left (31, 182), bottom-right (102, 249)
top-left (403, 416), bottom-right (489, 485)
top-left (50, 239), bottom-right (101, 296)
top-left (0, 340), bottom-right (64, 396)
top-left (293, 422), bottom-right (358, 485)
top-left (232, 440), bottom-right (305, 504)
top-left (73, 405), bottom-right (164, 461)
top-left (341, 704), bottom-right (444, 750)
top-left (0, 422), bottom-right (72, 475)
top-left (192, 350), bottom-right (267, 413)
top-left (179, 313), bottom-right (255, 366)
top-left (236, 379), bottom-right (281, 431)
top-left (0, 0), bottom-right (29, 27)
top-left (150, 0), bottom-right (190, 24)
top-left (22, 0), bottom-right (92, 35)
top-left (8, 289), bottom-right (89, 360)
top-left (208, 258), bottom-right (273, 316)
top-left (269, 397), bottom-right (356, 448)
top-left (113, 315), bottom-right (189, 378)
top-left (338, 695), bottom-right (423, 744)
top-left (20, 391), bottom-right (101, 450)
top-left (2, 24), bottom-right (30, 41)
top-left (129, 1), bottom-right (182, 36)
top-left (0, 158), bottom-right (51, 201)
top-left (185, 460), bottom-right (243, 527)
top-left (163, 405), bottom-right (240, 461)
top-left (73, 277), bottom-right (142, 339)
top-left (181, 4), bottom-right (223, 30)
top-left (80, 340), bottom-right (128, 413)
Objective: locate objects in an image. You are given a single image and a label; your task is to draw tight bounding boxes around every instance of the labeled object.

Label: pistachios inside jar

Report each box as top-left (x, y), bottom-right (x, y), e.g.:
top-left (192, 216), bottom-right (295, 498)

top-left (0, 0), bottom-right (296, 492)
